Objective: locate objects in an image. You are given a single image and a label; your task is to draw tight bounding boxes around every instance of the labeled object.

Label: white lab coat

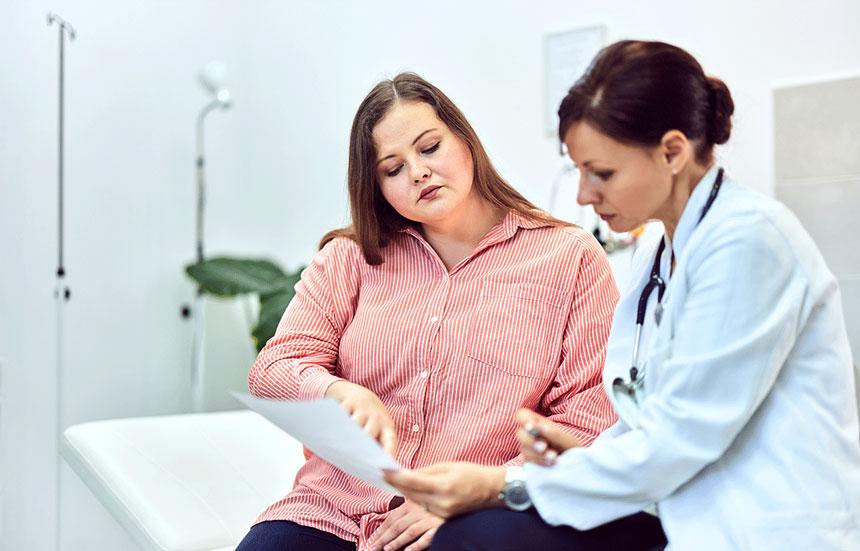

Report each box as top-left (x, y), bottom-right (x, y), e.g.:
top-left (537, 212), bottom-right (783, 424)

top-left (524, 166), bottom-right (860, 550)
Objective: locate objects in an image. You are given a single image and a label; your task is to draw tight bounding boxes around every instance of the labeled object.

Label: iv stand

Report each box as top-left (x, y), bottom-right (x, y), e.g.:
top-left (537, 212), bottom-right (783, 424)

top-left (47, 12), bottom-right (75, 551)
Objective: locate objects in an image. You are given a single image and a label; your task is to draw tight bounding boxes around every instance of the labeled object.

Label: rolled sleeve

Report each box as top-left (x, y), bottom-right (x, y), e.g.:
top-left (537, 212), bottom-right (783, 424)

top-left (248, 238), bottom-right (361, 401)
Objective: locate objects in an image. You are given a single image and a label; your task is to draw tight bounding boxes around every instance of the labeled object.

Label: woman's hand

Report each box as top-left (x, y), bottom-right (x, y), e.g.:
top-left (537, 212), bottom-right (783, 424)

top-left (366, 500), bottom-right (443, 551)
top-left (516, 408), bottom-right (581, 466)
top-left (383, 463), bottom-right (506, 519)
top-left (325, 380), bottom-right (398, 455)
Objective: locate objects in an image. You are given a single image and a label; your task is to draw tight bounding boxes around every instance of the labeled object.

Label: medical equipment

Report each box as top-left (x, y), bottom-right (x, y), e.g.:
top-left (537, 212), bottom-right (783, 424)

top-left (611, 168), bottom-right (724, 408)
top-left (47, 12), bottom-right (76, 551)
top-left (185, 62), bottom-right (232, 411)
top-left (62, 410), bottom-right (304, 551)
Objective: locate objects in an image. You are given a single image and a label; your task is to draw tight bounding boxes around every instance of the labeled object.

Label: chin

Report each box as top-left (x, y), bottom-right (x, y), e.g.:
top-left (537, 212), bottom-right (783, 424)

top-left (606, 219), bottom-right (630, 233)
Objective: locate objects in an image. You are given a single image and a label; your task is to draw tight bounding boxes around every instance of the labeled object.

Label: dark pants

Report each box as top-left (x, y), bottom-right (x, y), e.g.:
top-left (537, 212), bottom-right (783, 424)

top-left (235, 520), bottom-right (356, 551)
top-left (430, 509), bottom-right (666, 551)
top-left (235, 510), bottom-right (666, 551)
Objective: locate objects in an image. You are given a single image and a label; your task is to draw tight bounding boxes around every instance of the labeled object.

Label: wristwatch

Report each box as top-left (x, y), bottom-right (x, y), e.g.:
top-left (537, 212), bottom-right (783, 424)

top-left (499, 466), bottom-right (532, 511)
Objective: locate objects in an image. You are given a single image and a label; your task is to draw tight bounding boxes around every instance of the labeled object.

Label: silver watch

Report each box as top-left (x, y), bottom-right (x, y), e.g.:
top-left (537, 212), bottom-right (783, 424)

top-left (499, 466), bottom-right (532, 511)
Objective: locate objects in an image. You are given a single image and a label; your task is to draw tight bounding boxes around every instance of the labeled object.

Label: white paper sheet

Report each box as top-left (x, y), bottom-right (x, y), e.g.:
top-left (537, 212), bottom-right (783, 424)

top-left (232, 392), bottom-right (402, 494)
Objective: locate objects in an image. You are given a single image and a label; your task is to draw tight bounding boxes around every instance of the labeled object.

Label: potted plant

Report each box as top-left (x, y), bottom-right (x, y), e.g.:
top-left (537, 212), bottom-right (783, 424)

top-left (185, 257), bottom-right (304, 351)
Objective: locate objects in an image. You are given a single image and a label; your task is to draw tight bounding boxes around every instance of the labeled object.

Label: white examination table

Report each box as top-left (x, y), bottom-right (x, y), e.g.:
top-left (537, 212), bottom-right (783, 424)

top-left (62, 410), bottom-right (305, 551)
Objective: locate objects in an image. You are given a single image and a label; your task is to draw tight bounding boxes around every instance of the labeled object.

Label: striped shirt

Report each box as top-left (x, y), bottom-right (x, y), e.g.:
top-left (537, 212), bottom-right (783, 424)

top-left (248, 210), bottom-right (619, 548)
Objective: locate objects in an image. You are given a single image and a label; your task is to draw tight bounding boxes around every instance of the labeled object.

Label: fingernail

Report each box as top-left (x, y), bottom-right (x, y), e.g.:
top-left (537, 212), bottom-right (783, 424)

top-left (544, 449), bottom-right (558, 465)
top-left (533, 440), bottom-right (547, 453)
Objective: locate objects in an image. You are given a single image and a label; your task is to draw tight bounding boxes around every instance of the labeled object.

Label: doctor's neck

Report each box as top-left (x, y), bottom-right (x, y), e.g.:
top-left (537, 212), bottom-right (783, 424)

top-left (656, 161), bottom-right (714, 242)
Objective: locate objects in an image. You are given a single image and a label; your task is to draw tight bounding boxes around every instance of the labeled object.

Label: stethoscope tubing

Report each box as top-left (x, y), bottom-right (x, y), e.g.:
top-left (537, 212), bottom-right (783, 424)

top-left (615, 167), bottom-right (725, 398)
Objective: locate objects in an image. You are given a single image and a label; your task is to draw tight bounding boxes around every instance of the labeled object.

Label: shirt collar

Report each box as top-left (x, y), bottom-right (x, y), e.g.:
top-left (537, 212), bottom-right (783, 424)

top-left (669, 165), bottom-right (722, 262)
top-left (401, 209), bottom-right (550, 238)
top-left (400, 209), bottom-right (553, 271)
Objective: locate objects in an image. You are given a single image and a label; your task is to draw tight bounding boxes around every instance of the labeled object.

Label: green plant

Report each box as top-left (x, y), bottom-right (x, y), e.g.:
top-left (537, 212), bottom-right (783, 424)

top-left (185, 257), bottom-right (304, 351)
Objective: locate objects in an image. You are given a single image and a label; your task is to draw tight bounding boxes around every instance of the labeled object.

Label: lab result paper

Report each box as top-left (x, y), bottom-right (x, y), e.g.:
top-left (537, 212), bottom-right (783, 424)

top-left (232, 392), bottom-right (402, 494)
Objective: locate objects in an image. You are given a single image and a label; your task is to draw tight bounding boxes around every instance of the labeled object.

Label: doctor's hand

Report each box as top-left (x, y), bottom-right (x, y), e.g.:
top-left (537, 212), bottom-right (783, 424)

top-left (384, 463), bottom-right (506, 519)
top-left (516, 409), bottom-right (581, 466)
top-left (325, 380), bottom-right (398, 455)
top-left (366, 500), bottom-right (443, 551)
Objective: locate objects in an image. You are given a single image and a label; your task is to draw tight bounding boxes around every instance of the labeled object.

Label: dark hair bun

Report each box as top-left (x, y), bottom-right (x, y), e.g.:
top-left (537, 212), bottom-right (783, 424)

top-left (558, 41), bottom-right (735, 162)
top-left (706, 76), bottom-right (734, 145)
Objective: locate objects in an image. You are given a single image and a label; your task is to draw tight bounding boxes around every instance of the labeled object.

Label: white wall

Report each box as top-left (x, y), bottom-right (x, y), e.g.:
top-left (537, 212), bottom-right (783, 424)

top-left (2, 1), bottom-right (858, 549)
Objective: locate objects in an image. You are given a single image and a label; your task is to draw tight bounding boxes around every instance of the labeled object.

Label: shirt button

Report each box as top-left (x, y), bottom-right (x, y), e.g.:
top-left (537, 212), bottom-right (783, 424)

top-left (420, 370), bottom-right (429, 379)
top-left (429, 316), bottom-right (439, 324)
top-left (412, 424), bottom-right (420, 433)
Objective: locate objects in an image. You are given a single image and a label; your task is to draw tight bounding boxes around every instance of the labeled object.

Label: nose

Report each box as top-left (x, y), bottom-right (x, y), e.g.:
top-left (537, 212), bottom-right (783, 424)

top-left (576, 173), bottom-right (600, 206)
top-left (410, 161), bottom-right (431, 184)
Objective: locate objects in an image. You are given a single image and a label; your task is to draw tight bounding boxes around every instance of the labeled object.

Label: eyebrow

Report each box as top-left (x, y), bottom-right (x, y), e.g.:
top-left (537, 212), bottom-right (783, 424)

top-left (376, 128), bottom-right (438, 166)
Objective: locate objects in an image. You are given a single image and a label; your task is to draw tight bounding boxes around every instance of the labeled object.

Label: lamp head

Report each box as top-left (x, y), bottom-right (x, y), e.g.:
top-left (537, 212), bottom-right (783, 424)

top-left (198, 61), bottom-right (232, 108)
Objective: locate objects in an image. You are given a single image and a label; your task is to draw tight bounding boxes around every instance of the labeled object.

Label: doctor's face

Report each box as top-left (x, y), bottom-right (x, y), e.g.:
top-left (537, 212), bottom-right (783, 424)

top-left (564, 122), bottom-right (673, 233)
top-left (373, 101), bottom-right (476, 229)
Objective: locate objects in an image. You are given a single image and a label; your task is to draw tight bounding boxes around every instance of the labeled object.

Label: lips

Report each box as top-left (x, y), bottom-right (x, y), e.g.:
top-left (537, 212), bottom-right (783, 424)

top-left (597, 212), bottom-right (615, 221)
top-left (419, 185), bottom-right (442, 201)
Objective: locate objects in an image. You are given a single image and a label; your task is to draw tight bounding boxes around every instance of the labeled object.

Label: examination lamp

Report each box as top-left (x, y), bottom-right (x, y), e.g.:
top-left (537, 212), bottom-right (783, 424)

top-left (188, 61), bottom-right (232, 411)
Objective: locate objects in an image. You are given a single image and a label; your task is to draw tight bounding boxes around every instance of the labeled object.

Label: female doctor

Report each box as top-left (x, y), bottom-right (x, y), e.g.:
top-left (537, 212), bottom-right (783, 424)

top-left (384, 40), bottom-right (860, 550)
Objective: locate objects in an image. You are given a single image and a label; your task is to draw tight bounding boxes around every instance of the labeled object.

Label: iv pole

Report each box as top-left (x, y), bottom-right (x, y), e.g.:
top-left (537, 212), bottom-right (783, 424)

top-left (47, 12), bottom-right (75, 551)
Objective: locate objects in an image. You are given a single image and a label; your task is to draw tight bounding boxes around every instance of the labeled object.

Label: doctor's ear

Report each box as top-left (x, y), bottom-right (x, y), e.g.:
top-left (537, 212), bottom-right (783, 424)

top-left (660, 130), bottom-right (692, 175)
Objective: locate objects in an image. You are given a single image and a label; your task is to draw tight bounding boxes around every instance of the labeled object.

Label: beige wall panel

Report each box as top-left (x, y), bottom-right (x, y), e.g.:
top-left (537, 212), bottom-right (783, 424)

top-left (776, 178), bottom-right (860, 276)
top-left (774, 77), bottom-right (860, 181)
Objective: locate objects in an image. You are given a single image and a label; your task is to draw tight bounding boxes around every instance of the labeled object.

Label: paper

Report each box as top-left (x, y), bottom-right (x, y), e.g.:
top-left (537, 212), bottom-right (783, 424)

top-left (232, 392), bottom-right (402, 494)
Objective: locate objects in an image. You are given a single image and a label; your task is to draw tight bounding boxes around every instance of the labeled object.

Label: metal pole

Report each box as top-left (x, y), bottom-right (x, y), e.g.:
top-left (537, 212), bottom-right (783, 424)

top-left (47, 13), bottom-right (75, 551)
top-left (58, 27), bottom-right (64, 279)
top-left (190, 100), bottom-right (218, 412)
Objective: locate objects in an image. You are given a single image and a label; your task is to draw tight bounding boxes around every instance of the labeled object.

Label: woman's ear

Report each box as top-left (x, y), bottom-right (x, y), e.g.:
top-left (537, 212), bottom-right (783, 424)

top-left (660, 130), bottom-right (691, 175)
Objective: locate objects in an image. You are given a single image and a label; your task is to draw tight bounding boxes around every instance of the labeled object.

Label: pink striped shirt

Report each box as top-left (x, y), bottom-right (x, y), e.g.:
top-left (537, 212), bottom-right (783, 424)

top-left (248, 210), bottom-right (619, 548)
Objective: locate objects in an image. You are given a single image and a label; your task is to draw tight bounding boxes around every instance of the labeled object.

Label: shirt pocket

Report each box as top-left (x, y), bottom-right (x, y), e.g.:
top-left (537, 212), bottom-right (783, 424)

top-left (465, 280), bottom-right (567, 379)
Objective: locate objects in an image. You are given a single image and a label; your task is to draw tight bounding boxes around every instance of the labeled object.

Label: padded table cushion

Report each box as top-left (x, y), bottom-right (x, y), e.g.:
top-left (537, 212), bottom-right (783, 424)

top-left (62, 410), bottom-right (305, 551)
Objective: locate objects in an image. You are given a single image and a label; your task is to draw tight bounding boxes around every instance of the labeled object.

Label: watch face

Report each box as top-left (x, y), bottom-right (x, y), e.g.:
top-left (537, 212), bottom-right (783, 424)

top-left (505, 481), bottom-right (531, 511)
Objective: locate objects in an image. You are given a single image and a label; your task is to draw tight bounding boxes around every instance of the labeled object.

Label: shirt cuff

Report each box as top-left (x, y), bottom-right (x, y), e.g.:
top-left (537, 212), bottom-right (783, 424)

top-left (299, 371), bottom-right (344, 400)
top-left (504, 455), bottom-right (526, 467)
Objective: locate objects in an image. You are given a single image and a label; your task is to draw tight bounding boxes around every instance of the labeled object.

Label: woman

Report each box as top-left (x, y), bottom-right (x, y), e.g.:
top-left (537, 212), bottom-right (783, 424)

top-left (237, 73), bottom-right (620, 551)
top-left (385, 41), bottom-right (860, 550)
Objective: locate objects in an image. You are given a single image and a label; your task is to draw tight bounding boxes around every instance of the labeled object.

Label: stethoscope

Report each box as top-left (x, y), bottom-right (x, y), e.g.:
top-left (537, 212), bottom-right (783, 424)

top-left (611, 167), bottom-right (725, 408)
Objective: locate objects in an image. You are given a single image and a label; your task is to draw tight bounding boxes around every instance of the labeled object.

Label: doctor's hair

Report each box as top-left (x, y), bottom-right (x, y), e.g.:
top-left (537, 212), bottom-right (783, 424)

top-left (557, 40), bottom-right (734, 164)
top-left (321, 72), bottom-right (567, 265)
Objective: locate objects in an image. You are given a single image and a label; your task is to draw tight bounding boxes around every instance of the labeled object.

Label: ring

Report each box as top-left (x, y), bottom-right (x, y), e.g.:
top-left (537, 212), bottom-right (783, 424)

top-left (525, 424), bottom-right (541, 439)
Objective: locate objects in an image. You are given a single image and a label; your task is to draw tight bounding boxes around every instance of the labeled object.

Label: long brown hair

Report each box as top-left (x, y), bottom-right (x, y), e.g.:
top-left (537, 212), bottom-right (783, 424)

top-left (558, 40), bottom-right (734, 164)
top-left (321, 72), bottom-right (567, 265)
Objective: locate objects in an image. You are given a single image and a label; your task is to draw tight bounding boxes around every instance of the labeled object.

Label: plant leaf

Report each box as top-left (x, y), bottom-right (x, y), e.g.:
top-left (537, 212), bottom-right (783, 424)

top-left (185, 257), bottom-right (290, 297)
top-left (252, 269), bottom-right (302, 351)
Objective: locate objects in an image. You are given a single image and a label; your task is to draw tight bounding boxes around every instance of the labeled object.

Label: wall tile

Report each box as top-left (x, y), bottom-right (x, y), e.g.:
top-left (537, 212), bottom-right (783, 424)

top-left (774, 77), bottom-right (860, 181)
top-left (776, 178), bottom-right (860, 276)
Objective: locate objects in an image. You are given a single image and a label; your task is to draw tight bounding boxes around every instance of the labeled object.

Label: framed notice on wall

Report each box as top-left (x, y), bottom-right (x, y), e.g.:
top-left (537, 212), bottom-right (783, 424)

top-left (544, 25), bottom-right (607, 136)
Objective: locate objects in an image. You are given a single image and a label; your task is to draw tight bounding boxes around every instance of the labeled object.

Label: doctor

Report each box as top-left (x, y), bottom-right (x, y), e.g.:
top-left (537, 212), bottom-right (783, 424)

top-left (385, 40), bottom-right (860, 550)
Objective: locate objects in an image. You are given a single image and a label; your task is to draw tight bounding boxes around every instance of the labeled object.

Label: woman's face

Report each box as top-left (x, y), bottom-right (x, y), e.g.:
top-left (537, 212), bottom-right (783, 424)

top-left (564, 121), bottom-right (674, 233)
top-left (373, 101), bottom-right (475, 228)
